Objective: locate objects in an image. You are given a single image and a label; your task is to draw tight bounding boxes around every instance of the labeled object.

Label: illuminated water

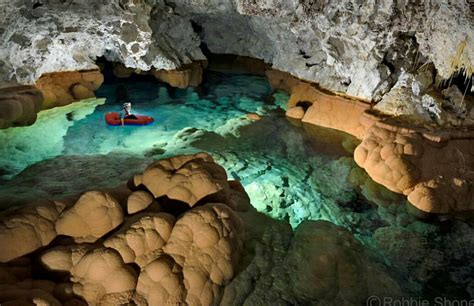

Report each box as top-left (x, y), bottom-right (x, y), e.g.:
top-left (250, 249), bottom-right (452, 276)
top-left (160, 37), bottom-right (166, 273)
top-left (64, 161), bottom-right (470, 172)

top-left (0, 72), bottom-right (473, 298)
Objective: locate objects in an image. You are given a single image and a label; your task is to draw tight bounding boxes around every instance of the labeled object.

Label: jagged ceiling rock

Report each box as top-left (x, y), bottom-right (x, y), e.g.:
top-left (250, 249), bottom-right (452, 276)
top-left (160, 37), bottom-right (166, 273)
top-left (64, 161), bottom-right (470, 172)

top-left (0, 0), bottom-right (205, 85)
top-left (1, 0), bottom-right (472, 102)
top-left (171, 0), bottom-right (473, 100)
top-left (0, 0), bottom-right (470, 103)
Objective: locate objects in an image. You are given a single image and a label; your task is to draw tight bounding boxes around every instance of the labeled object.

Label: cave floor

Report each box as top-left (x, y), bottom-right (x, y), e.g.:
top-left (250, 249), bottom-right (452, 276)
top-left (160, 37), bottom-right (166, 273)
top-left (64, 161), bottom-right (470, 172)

top-left (0, 71), bottom-right (473, 298)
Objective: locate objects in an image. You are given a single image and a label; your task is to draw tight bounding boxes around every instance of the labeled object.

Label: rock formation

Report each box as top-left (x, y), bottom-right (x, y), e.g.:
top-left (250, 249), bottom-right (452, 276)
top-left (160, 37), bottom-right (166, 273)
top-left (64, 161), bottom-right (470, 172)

top-left (0, 85), bottom-right (43, 129)
top-left (354, 111), bottom-right (474, 213)
top-left (1, 1), bottom-right (472, 102)
top-left (269, 66), bottom-right (474, 214)
top-left (35, 70), bottom-right (104, 109)
top-left (0, 153), bottom-right (403, 305)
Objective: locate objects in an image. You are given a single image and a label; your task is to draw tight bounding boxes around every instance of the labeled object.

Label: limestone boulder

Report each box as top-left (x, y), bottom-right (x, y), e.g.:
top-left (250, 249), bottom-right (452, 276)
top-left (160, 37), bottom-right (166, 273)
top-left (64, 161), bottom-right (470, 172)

top-left (153, 62), bottom-right (203, 88)
top-left (42, 244), bottom-right (137, 305)
top-left (355, 121), bottom-right (474, 213)
top-left (55, 191), bottom-right (124, 243)
top-left (0, 85), bottom-right (43, 129)
top-left (135, 255), bottom-right (186, 305)
top-left (35, 70), bottom-right (103, 109)
top-left (285, 106), bottom-right (305, 120)
top-left (127, 190), bottom-right (155, 214)
top-left (135, 203), bottom-right (244, 305)
top-left (0, 201), bottom-right (65, 262)
top-left (70, 248), bottom-right (137, 305)
top-left (163, 203), bottom-right (244, 305)
top-left (41, 244), bottom-right (94, 272)
top-left (71, 83), bottom-right (94, 100)
top-left (103, 213), bottom-right (175, 267)
top-left (140, 153), bottom-right (229, 208)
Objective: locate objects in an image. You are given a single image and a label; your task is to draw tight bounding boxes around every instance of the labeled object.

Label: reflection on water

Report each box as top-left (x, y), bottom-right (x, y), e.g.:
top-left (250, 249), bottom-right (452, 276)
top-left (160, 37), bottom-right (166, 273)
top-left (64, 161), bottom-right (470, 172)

top-left (0, 72), bottom-right (473, 298)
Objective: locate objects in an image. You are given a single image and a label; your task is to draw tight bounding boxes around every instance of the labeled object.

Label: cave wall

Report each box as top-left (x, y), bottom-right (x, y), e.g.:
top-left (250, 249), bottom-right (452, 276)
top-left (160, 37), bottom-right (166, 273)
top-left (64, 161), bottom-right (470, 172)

top-left (0, 0), bottom-right (472, 103)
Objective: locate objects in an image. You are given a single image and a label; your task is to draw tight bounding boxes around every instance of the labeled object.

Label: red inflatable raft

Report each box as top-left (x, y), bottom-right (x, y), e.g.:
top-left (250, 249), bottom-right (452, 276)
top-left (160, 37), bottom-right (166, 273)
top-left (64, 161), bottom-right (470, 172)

top-left (105, 112), bottom-right (154, 126)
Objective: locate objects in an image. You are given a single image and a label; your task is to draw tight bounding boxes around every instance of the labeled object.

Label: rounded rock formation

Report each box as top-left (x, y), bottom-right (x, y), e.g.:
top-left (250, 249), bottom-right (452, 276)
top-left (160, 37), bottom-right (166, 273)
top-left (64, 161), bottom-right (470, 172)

top-left (0, 201), bottom-right (65, 263)
top-left (55, 191), bottom-right (124, 243)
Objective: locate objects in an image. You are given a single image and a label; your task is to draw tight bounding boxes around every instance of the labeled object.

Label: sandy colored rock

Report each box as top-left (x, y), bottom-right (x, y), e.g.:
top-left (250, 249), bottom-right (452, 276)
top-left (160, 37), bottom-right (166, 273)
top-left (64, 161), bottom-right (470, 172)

top-left (163, 203), bottom-right (244, 305)
top-left (153, 62), bottom-right (203, 88)
top-left (70, 248), bottom-right (137, 305)
top-left (301, 91), bottom-right (370, 139)
top-left (103, 213), bottom-right (175, 267)
top-left (35, 70), bottom-right (103, 109)
top-left (71, 83), bottom-right (94, 100)
top-left (41, 244), bottom-right (93, 272)
top-left (246, 113), bottom-right (261, 120)
top-left (285, 106), bottom-right (305, 120)
top-left (140, 153), bottom-right (229, 207)
top-left (55, 191), bottom-right (124, 243)
top-left (267, 69), bottom-right (371, 138)
top-left (136, 255), bottom-right (186, 305)
top-left (0, 201), bottom-right (65, 263)
top-left (354, 121), bottom-right (474, 213)
top-left (0, 85), bottom-right (43, 129)
top-left (127, 190), bottom-right (155, 214)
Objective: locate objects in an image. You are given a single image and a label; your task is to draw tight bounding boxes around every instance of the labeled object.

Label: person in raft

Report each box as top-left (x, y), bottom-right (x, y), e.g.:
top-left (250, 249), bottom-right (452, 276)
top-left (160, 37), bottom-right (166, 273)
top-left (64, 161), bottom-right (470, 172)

top-left (121, 102), bottom-right (137, 121)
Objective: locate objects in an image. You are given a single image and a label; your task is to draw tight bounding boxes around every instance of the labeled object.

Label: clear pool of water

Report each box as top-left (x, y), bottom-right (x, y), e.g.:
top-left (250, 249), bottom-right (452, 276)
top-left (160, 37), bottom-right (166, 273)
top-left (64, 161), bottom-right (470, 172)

top-left (0, 71), bottom-right (473, 298)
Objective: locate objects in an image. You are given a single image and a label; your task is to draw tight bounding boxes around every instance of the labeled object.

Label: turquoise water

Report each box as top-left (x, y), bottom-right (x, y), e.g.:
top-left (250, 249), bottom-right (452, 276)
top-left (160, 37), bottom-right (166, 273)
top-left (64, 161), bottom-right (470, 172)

top-left (0, 71), bottom-right (473, 298)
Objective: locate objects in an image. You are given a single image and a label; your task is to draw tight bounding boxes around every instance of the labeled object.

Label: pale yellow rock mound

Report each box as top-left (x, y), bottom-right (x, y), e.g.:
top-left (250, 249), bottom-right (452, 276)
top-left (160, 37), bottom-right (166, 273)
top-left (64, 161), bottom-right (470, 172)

top-left (55, 191), bottom-right (124, 243)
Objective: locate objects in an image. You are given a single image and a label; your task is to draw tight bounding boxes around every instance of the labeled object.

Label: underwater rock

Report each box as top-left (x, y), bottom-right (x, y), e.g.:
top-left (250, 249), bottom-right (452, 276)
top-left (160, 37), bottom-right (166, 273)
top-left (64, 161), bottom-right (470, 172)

top-left (221, 213), bottom-right (402, 305)
top-left (0, 200), bottom-right (65, 263)
top-left (286, 221), bottom-right (402, 304)
top-left (374, 226), bottom-right (446, 284)
top-left (246, 113), bottom-right (261, 121)
top-left (0, 85), bottom-right (43, 129)
top-left (55, 191), bottom-right (124, 243)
